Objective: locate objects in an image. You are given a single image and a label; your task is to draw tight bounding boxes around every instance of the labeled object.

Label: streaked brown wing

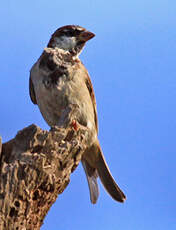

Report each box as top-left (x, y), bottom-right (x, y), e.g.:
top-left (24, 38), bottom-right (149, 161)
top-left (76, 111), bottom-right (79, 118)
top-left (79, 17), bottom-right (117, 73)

top-left (85, 73), bottom-right (98, 133)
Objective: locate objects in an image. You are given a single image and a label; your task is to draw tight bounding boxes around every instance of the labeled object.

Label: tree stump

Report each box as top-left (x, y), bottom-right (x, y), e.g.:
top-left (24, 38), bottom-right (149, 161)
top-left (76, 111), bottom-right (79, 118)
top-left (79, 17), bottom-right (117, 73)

top-left (0, 124), bottom-right (88, 230)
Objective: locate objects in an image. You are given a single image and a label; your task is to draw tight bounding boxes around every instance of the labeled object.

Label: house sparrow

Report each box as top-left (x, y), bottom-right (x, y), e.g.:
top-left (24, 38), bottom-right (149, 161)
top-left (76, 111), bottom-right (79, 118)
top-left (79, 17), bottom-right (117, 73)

top-left (29, 25), bottom-right (126, 204)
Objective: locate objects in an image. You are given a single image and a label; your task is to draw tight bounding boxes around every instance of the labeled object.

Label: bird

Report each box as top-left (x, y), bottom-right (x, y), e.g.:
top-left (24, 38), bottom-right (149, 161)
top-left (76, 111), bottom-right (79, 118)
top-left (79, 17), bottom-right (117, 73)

top-left (29, 25), bottom-right (126, 204)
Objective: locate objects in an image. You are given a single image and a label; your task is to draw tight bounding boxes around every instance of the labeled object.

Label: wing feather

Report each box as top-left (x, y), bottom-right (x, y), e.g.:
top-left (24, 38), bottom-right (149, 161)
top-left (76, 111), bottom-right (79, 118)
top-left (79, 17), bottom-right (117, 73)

top-left (85, 73), bottom-right (98, 133)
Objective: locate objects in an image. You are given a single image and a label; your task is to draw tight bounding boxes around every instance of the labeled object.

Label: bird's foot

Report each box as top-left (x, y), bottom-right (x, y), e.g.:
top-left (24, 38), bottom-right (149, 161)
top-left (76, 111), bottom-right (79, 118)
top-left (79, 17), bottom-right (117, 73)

top-left (71, 120), bottom-right (79, 131)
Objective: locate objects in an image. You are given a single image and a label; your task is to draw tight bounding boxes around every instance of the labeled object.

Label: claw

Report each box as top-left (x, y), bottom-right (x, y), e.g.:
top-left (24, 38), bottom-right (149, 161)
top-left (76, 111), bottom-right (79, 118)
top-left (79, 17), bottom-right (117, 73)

top-left (71, 120), bottom-right (79, 131)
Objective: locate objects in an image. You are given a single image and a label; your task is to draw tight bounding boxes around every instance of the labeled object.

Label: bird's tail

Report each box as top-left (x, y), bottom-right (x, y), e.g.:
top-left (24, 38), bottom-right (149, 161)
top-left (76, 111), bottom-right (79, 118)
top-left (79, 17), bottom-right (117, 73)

top-left (82, 159), bottom-right (99, 204)
top-left (95, 143), bottom-right (126, 203)
top-left (82, 141), bottom-right (126, 203)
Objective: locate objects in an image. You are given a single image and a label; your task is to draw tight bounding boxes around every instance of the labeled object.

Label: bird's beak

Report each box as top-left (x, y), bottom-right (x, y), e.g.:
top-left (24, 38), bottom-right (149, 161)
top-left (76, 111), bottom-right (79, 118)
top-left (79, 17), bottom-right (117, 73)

top-left (78, 30), bottom-right (95, 42)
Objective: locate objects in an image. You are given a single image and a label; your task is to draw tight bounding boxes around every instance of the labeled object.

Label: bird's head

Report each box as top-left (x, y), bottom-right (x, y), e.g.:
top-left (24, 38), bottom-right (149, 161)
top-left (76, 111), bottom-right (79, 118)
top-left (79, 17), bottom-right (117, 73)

top-left (47, 25), bottom-right (95, 56)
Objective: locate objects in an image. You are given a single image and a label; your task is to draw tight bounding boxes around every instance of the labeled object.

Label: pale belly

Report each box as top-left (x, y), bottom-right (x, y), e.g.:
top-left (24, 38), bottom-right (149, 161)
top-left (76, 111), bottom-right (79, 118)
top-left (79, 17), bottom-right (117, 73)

top-left (34, 73), bottom-right (95, 132)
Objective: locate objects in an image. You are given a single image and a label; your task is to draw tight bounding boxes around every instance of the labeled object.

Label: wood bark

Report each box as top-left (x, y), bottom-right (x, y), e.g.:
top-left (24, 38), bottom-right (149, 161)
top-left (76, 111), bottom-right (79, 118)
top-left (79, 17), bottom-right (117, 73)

top-left (0, 124), bottom-right (88, 230)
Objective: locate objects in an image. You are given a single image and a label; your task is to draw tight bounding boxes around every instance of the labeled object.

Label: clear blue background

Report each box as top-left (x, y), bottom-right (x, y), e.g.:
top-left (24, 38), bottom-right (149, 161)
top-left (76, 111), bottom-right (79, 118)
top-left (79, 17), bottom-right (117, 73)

top-left (0, 1), bottom-right (176, 229)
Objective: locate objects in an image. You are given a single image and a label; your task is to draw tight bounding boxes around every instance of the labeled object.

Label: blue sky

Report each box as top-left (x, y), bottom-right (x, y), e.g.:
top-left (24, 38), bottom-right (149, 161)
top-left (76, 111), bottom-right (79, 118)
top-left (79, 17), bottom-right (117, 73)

top-left (0, 0), bottom-right (176, 229)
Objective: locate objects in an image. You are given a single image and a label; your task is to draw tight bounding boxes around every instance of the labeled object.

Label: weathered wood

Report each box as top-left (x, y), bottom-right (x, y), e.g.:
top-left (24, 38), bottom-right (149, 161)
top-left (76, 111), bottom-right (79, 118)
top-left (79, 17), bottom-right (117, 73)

top-left (0, 124), bottom-right (88, 230)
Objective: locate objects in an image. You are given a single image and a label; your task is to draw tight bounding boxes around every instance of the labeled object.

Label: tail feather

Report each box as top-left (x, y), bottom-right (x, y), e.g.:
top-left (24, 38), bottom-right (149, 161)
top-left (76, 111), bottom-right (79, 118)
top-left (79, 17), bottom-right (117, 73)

top-left (82, 159), bottom-right (99, 204)
top-left (96, 147), bottom-right (126, 202)
top-left (82, 141), bottom-right (126, 203)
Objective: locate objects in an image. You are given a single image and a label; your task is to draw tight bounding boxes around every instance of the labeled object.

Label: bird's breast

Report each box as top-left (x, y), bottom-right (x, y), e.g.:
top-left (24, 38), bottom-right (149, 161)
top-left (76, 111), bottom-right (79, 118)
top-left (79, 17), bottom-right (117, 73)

top-left (31, 62), bottom-right (96, 132)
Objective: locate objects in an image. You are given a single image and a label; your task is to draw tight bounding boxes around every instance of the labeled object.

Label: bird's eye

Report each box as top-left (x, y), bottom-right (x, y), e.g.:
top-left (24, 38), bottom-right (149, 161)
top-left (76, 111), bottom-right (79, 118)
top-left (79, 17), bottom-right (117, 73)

top-left (74, 29), bottom-right (82, 36)
top-left (63, 29), bottom-right (82, 37)
top-left (63, 30), bottom-right (74, 37)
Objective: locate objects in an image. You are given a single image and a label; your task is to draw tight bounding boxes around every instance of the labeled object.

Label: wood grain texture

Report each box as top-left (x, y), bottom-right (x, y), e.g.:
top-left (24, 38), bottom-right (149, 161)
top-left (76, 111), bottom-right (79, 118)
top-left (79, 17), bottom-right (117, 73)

top-left (0, 124), bottom-right (88, 230)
